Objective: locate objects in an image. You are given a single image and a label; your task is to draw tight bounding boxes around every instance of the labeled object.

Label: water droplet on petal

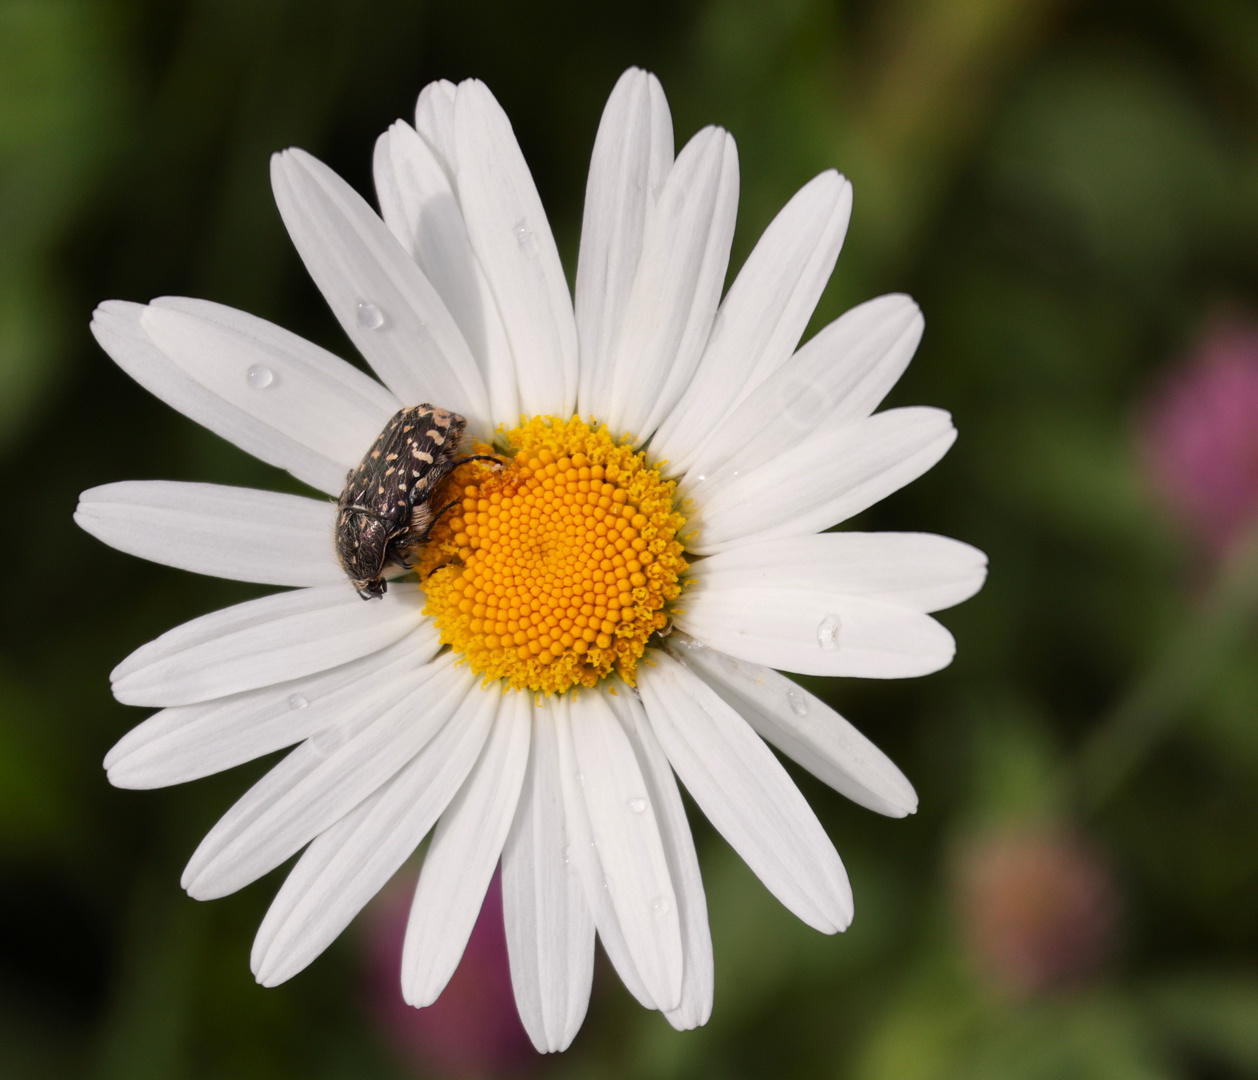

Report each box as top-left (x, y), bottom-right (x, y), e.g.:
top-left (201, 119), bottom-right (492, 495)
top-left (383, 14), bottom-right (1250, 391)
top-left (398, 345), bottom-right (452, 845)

top-left (287, 694), bottom-right (308, 710)
top-left (786, 688), bottom-right (809, 716)
top-left (576, 772), bottom-right (585, 789)
top-left (356, 300), bottom-right (385, 329)
top-left (651, 896), bottom-right (671, 917)
top-left (627, 797), bottom-right (647, 814)
top-left (780, 376), bottom-right (833, 430)
top-left (817, 614), bottom-right (841, 651)
top-left (245, 364), bottom-right (274, 389)
top-left (513, 219), bottom-right (538, 257)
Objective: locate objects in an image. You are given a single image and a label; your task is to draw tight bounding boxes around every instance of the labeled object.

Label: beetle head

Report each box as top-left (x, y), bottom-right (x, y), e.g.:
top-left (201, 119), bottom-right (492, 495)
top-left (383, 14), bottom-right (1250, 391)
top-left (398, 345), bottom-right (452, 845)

top-left (336, 507), bottom-right (392, 600)
top-left (353, 577), bottom-right (388, 600)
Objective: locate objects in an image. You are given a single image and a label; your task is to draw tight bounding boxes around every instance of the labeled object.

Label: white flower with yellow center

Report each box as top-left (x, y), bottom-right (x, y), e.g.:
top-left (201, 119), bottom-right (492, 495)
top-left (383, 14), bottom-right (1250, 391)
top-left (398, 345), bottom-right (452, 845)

top-left (76, 69), bottom-right (986, 1050)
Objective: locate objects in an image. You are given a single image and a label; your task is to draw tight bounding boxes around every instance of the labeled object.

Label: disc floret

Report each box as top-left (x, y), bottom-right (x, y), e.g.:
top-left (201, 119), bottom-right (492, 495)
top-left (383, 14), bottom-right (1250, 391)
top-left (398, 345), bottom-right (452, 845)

top-left (420, 416), bottom-right (686, 694)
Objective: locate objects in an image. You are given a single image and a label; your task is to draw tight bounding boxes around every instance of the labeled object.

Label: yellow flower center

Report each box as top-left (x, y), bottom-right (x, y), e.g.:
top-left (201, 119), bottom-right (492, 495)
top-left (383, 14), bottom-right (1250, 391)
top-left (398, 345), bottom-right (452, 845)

top-left (418, 416), bottom-right (687, 694)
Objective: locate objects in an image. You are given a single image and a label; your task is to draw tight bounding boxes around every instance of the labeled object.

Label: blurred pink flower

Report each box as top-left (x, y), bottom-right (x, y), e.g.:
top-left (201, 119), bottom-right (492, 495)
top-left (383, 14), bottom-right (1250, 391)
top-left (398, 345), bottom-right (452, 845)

top-left (364, 868), bottom-right (535, 1077)
top-left (954, 828), bottom-right (1117, 996)
top-left (1140, 321), bottom-right (1258, 556)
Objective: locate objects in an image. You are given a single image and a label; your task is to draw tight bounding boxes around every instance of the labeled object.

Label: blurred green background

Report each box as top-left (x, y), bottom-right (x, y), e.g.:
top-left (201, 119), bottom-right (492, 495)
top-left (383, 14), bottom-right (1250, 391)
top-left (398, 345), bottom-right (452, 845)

top-left (3, 0), bottom-right (1258, 1077)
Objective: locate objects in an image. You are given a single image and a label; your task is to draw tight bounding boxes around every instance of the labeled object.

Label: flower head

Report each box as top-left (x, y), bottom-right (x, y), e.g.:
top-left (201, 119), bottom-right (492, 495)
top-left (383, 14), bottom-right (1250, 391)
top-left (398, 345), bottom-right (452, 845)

top-left (1140, 319), bottom-right (1258, 556)
top-left (954, 827), bottom-right (1118, 996)
top-left (75, 69), bottom-right (986, 1049)
top-left (419, 416), bottom-right (687, 695)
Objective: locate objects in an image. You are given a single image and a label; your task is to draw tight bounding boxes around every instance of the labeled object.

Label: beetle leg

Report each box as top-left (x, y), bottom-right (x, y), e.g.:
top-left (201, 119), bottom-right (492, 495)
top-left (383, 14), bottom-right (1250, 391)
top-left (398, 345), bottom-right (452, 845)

top-left (415, 498), bottom-right (461, 542)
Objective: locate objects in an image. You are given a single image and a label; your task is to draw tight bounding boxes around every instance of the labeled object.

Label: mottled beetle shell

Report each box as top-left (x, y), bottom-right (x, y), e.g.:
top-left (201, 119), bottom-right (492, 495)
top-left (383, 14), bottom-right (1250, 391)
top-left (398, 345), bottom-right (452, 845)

top-left (335, 404), bottom-right (466, 599)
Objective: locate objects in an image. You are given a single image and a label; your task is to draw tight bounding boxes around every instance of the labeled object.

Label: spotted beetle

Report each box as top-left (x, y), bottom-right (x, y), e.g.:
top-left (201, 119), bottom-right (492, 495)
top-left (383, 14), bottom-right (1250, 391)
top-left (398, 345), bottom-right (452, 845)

top-left (335, 404), bottom-right (496, 599)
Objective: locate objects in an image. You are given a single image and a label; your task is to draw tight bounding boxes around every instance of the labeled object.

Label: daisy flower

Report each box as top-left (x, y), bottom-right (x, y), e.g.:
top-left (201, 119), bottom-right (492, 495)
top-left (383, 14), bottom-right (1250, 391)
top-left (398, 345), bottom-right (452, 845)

top-left (76, 68), bottom-right (986, 1050)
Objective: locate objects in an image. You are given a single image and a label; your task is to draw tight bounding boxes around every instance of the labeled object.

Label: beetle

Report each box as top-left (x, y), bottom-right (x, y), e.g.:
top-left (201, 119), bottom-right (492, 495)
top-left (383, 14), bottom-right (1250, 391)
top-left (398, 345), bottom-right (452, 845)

top-left (335, 404), bottom-right (497, 599)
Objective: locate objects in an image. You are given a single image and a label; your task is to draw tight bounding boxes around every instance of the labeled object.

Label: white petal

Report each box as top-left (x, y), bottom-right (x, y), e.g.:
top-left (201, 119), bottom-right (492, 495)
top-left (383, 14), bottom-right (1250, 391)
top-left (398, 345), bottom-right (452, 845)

top-left (104, 625), bottom-right (440, 789)
top-left (690, 532), bottom-right (988, 613)
top-left (683, 293), bottom-right (922, 485)
top-left (374, 121), bottom-right (519, 427)
top-left (674, 586), bottom-right (956, 679)
top-left (143, 297), bottom-right (402, 482)
top-left (575, 68), bottom-right (673, 418)
top-left (550, 695), bottom-right (652, 1010)
top-left (603, 682), bottom-right (713, 1030)
top-left (270, 148), bottom-right (491, 434)
top-left (558, 693), bottom-right (683, 1012)
top-left (452, 80), bottom-right (578, 417)
top-left (251, 785), bottom-right (381, 981)
top-left (637, 651), bottom-right (852, 933)
top-left (401, 691), bottom-right (532, 1006)
top-left (414, 79), bottom-right (457, 173)
top-left (373, 140), bottom-right (405, 243)
top-left (91, 300), bottom-right (396, 495)
top-left (685, 406), bottom-right (957, 554)
top-left (653, 172), bottom-right (854, 473)
top-left (501, 699), bottom-right (595, 1053)
top-left (251, 684), bottom-right (496, 986)
top-left (75, 481), bottom-right (341, 587)
top-left (600, 127), bottom-right (739, 440)
top-left (180, 663), bottom-right (439, 895)
top-left (666, 637), bottom-right (917, 817)
top-left (110, 582), bottom-right (423, 707)
top-left (183, 657), bottom-right (474, 899)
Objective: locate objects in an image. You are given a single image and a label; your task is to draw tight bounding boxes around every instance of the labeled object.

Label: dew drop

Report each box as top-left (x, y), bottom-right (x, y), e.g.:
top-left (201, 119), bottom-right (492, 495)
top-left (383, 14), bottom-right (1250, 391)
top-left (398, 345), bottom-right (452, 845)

top-left (817, 614), bottom-right (841, 651)
top-left (627, 797), bottom-right (647, 814)
top-left (563, 844), bottom-right (571, 864)
top-left (780, 377), bottom-right (832, 430)
top-left (651, 896), bottom-right (672, 917)
top-left (287, 694), bottom-right (308, 710)
top-left (245, 364), bottom-right (274, 389)
top-left (356, 300), bottom-right (385, 330)
top-left (786, 687), bottom-right (809, 716)
top-left (513, 219), bottom-right (538, 257)
top-left (576, 772), bottom-right (586, 789)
